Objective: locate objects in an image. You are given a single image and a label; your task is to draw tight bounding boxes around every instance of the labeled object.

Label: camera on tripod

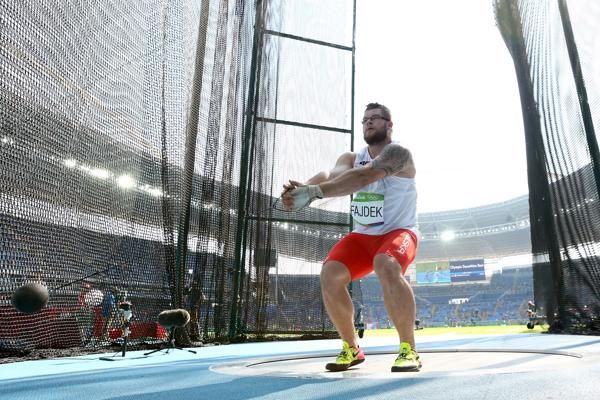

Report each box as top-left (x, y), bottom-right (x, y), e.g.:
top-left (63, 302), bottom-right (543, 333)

top-left (117, 291), bottom-right (132, 323)
top-left (99, 292), bottom-right (134, 360)
top-left (118, 301), bottom-right (133, 327)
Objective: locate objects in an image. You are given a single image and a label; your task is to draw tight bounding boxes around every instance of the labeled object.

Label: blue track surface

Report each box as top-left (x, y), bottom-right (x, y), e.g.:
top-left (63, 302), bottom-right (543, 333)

top-left (1, 334), bottom-right (599, 400)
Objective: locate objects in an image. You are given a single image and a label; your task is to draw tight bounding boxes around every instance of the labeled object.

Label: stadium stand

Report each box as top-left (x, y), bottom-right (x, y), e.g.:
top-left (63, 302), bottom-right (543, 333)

top-left (416, 195), bottom-right (531, 261)
top-left (357, 266), bottom-right (534, 329)
top-left (255, 195), bottom-right (536, 331)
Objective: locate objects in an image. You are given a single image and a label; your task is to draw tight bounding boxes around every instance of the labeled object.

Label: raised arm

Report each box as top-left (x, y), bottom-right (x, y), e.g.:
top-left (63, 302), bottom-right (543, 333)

top-left (282, 151), bottom-right (355, 192)
top-left (282, 144), bottom-right (414, 210)
top-left (307, 152), bottom-right (356, 184)
top-left (319, 143), bottom-right (415, 198)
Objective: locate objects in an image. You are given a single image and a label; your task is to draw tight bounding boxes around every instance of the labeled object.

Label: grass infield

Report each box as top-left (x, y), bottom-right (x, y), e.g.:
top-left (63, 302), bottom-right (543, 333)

top-left (365, 323), bottom-right (548, 337)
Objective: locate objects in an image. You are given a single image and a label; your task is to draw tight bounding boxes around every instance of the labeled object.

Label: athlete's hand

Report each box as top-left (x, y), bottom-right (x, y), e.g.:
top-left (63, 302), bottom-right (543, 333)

top-left (282, 182), bottom-right (323, 211)
top-left (281, 180), bottom-right (300, 211)
top-left (282, 180), bottom-right (302, 196)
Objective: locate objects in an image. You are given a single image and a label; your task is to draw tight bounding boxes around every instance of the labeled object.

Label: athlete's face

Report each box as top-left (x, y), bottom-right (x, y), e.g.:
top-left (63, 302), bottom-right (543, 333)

top-left (362, 109), bottom-right (391, 145)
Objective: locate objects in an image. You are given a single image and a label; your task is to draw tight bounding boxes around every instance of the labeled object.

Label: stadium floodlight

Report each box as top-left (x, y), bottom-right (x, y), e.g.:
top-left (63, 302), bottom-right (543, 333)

top-left (149, 188), bottom-right (162, 196)
top-left (117, 174), bottom-right (136, 189)
top-left (140, 184), bottom-right (162, 197)
top-left (89, 168), bottom-right (111, 179)
top-left (440, 230), bottom-right (456, 241)
top-left (63, 158), bottom-right (77, 168)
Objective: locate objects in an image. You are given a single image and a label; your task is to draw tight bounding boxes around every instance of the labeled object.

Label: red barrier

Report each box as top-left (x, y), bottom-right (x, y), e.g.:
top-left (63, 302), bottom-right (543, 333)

top-left (0, 306), bottom-right (168, 348)
top-left (109, 323), bottom-right (168, 340)
top-left (0, 306), bottom-right (80, 348)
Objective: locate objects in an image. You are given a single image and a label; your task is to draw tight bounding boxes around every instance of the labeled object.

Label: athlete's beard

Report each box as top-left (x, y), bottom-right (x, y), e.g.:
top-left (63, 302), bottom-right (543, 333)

top-left (364, 125), bottom-right (388, 145)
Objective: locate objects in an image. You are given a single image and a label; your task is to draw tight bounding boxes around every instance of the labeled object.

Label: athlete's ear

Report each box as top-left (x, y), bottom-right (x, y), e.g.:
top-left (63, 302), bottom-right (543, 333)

top-left (386, 120), bottom-right (393, 132)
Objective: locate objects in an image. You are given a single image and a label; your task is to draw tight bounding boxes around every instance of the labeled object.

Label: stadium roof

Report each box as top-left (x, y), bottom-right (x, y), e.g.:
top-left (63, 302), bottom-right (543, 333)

top-left (2, 98), bottom-right (533, 264)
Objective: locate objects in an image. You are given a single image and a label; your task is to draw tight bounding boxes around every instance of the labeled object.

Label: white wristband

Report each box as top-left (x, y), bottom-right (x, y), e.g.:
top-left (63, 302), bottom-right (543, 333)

top-left (289, 184), bottom-right (323, 211)
top-left (307, 185), bottom-right (323, 200)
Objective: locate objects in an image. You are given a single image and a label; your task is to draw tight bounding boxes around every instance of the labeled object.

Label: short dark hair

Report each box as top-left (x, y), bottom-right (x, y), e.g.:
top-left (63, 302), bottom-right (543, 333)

top-left (365, 102), bottom-right (391, 121)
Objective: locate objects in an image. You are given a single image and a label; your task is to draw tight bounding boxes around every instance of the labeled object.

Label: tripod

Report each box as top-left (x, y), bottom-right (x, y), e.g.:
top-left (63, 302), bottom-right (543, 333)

top-left (99, 301), bottom-right (133, 361)
top-left (144, 325), bottom-right (197, 356)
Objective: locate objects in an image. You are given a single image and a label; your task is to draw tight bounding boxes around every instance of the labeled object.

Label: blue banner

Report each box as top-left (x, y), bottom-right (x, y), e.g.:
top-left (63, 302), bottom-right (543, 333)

top-left (450, 259), bottom-right (486, 282)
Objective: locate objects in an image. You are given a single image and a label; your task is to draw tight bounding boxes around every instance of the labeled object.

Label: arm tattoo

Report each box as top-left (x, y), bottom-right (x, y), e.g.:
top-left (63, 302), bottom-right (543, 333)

top-left (371, 144), bottom-right (411, 176)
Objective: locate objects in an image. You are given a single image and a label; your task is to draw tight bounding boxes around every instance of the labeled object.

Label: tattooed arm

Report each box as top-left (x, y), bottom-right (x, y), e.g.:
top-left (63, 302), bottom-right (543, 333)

top-left (316, 144), bottom-right (415, 198)
top-left (370, 143), bottom-right (415, 177)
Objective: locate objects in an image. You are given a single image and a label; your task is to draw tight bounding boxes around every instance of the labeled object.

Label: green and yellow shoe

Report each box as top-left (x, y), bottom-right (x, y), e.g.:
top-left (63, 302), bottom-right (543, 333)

top-left (391, 342), bottom-right (421, 372)
top-left (325, 341), bottom-right (365, 372)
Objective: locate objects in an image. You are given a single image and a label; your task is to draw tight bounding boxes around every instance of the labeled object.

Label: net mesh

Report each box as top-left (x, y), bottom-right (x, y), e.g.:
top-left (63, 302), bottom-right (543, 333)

top-left (0, 0), bottom-right (354, 355)
top-left (495, 0), bottom-right (600, 333)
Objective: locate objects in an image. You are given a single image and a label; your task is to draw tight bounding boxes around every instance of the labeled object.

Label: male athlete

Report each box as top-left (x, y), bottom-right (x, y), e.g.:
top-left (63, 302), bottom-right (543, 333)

top-left (282, 102), bottom-right (420, 372)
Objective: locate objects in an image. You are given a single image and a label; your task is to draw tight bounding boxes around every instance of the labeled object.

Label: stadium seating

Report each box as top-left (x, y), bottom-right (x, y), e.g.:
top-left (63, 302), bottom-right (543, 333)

top-left (358, 266), bottom-right (533, 328)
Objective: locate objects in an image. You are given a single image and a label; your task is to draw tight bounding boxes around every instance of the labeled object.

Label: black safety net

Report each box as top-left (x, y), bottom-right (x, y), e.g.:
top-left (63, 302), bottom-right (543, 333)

top-left (0, 0), bottom-right (355, 357)
top-left (495, 0), bottom-right (600, 333)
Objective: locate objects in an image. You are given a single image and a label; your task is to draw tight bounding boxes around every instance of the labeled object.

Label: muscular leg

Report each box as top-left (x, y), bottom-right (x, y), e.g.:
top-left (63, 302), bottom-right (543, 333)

top-left (320, 260), bottom-right (357, 348)
top-left (373, 254), bottom-right (416, 348)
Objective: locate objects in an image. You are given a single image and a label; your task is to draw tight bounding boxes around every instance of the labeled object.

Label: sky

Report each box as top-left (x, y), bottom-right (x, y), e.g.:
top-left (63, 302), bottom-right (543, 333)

top-left (354, 0), bottom-right (529, 213)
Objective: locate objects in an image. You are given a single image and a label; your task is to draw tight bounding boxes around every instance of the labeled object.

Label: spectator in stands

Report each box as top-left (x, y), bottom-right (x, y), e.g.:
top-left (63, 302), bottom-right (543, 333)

top-left (186, 283), bottom-right (206, 341)
top-left (282, 103), bottom-right (420, 372)
top-left (77, 283), bottom-right (101, 343)
top-left (100, 287), bottom-right (117, 340)
top-left (77, 282), bottom-right (91, 305)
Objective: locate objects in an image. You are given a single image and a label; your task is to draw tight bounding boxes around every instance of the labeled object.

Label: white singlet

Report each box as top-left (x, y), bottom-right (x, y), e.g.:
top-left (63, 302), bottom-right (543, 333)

top-left (350, 145), bottom-right (418, 236)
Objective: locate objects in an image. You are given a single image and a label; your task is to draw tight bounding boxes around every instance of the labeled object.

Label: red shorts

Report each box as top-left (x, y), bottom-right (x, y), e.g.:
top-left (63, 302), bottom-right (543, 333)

top-left (324, 228), bottom-right (418, 280)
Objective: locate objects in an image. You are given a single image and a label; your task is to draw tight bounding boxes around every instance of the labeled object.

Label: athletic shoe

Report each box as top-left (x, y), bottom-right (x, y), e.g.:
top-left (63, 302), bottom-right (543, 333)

top-left (325, 340), bottom-right (365, 371)
top-left (391, 342), bottom-right (421, 372)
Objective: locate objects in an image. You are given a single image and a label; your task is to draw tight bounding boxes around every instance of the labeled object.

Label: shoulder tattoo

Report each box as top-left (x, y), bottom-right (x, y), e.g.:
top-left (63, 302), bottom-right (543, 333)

top-left (370, 144), bottom-right (411, 176)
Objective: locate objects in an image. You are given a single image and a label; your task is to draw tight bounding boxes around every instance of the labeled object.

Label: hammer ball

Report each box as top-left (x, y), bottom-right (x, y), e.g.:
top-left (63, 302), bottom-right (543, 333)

top-left (12, 283), bottom-right (49, 314)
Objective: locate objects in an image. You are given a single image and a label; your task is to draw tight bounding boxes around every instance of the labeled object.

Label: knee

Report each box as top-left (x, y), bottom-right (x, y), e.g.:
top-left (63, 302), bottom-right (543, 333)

top-left (320, 261), bottom-right (351, 290)
top-left (373, 254), bottom-right (402, 281)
